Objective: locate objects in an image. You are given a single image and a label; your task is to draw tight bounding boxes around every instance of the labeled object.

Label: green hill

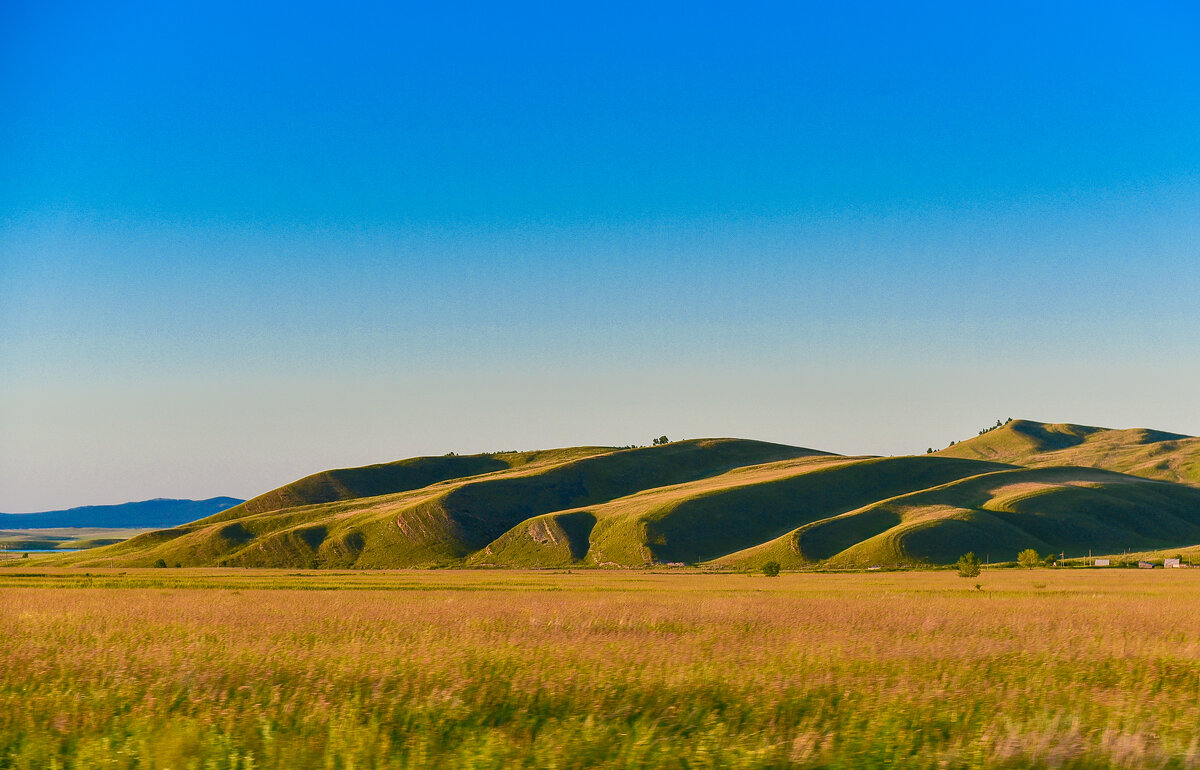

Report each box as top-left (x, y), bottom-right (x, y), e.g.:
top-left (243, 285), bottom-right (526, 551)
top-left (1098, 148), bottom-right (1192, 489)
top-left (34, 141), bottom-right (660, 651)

top-left (39, 423), bottom-right (1200, 570)
top-left (204, 448), bottom-right (611, 523)
top-left (475, 455), bottom-right (1012, 567)
top-left (50, 439), bottom-right (826, 568)
top-left (714, 465), bottom-right (1200, 569)
top-left (938, 419), bottom-right (1200, 487)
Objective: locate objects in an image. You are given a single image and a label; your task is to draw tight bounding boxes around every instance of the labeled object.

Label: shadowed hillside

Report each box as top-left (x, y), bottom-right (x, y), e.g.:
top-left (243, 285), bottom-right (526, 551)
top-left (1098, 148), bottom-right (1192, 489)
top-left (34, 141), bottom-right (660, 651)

top-left (939, 419), bottom-right (1200, 487)
top-left (204, 448), bottom-right (614, 523)
top-left (50, 439), bottom-right (827, 568)
top-left (37, 424), bottom-right (1200, 570)
top-left (714, 465), bottom-right (1200, 569)
top-left (475, 455), bottom-right (1012, 567)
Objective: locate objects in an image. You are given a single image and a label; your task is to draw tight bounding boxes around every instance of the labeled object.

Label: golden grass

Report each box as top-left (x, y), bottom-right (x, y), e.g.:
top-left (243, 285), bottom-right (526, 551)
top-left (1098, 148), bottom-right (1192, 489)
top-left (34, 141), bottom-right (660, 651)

top-left (4, 569), bottom-right (1200, 768)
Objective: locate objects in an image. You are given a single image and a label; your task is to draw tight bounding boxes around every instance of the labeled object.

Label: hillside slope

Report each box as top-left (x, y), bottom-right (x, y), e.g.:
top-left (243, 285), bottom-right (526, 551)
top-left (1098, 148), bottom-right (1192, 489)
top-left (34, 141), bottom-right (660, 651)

top-left (51, 439), bottom-right (826, 568)
top-left (203, 447), bottom-right (625, 523)
top-left (938, 419), bottom-right (1200, 487)
top-left (474, 455), bottom-right (1013, 567)
top-left (41, 425), bottom-right (1200, 570)
top-left (713, 465), bottom-right (1200, 569)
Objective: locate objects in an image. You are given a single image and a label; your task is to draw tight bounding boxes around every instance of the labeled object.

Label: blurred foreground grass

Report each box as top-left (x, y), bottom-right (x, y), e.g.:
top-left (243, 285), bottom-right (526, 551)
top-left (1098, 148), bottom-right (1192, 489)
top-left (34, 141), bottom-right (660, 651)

top-left (3, 568), bottom-right (1200, 768)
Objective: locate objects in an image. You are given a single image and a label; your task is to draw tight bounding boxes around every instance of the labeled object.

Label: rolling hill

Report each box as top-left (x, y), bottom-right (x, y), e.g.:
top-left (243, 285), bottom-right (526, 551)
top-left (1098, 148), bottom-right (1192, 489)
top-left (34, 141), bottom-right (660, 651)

top-left (39, 421), bottom-right (1200, 569)
top-left (50, 439), bottom-right (825, 568)
top-left (713, 465), bottom-right (1200, 569)
top-left (938, 419), bottom-right (1200, 487)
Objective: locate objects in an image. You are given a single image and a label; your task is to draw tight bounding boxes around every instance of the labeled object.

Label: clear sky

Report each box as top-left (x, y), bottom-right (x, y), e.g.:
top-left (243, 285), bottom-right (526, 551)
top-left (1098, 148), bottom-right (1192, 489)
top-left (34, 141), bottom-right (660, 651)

top-left (2, 1), bottom-right (1199, 511)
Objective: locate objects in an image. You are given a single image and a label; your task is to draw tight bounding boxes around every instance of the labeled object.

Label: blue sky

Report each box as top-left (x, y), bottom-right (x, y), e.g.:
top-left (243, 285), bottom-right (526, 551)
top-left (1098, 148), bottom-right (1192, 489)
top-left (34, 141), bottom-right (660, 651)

top-left (2, 1), bottom-right (1199, 510)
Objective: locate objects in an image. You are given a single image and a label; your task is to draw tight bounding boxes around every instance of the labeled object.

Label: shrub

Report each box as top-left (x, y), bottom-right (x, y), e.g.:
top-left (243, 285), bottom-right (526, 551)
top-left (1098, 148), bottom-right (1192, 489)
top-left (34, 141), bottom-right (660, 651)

top-left (153, 558), bottom-right (168, 568)
top-left (761, 561), bottom-right (781, 577)
top-left (956, 552), bottom-right (981, 578)
top-left (1018, 549), bottom-right (1040, 569)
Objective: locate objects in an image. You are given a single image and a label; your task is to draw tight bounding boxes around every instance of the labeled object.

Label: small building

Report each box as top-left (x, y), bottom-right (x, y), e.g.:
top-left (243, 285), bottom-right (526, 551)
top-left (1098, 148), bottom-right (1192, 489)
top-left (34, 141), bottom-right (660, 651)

top-left (1138, 561), bottom-right (1154, 569)
top-left (1164, 558), bottom-right (1182, 568)
top-left (1094, 558), bottom-right (1110, 567)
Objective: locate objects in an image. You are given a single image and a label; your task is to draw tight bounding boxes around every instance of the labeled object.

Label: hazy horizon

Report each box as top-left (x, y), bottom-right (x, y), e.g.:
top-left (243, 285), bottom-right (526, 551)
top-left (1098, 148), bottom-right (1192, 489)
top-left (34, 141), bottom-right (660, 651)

top-left (4, 1), bottom-right (1199, 511)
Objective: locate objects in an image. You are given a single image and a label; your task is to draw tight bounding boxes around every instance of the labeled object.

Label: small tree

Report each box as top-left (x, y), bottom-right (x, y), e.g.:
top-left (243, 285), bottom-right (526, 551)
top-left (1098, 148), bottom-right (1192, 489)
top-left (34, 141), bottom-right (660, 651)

top-left (653, 435), bottom-right (670, 446)
top-left (956, 552), bottom-right (981, 578)
top-left (761, 561), bottom-right (781, 577)
top-left (1018, 549), bottom-right (1040, 569)
top-left (154, 558), bottom-right (168, 568)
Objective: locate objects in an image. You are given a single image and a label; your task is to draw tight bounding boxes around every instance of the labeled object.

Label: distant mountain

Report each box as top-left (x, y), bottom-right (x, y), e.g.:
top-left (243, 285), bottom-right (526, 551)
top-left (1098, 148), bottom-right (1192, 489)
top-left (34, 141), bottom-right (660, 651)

top-left (0, 497), bottom-right (244, 529)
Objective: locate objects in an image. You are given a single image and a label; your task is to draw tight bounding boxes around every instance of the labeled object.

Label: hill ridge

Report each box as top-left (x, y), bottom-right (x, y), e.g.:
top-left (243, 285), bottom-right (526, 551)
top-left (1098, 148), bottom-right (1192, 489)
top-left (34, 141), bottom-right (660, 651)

top-left (939, 419), bottom-right (1200, 488)
top-left (35, 424), bottom-right (1200, 570)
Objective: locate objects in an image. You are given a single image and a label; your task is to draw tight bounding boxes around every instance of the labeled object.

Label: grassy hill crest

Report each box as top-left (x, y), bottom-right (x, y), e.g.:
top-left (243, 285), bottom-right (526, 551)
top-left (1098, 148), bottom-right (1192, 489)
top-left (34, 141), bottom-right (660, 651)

top-left (939, 419), bottom-right (1200, 487)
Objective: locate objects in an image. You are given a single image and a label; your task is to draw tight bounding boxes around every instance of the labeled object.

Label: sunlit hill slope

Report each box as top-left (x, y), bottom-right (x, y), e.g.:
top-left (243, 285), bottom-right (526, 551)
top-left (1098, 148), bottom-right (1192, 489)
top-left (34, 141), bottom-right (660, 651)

top-left (48, 421), bottom-right (1200, 569)
top-left (938, 419), bottom-right (1200, 487)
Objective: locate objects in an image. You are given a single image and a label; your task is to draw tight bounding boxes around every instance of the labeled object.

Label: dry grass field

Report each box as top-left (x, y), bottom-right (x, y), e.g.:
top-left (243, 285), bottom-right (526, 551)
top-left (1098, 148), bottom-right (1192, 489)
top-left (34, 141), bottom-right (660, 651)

top-left (3, 568), bottom-right (1200, 768)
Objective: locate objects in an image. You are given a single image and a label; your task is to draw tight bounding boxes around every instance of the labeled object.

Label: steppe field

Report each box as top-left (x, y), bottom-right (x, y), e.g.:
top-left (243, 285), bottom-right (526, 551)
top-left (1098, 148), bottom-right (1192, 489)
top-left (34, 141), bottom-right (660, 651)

top-left (3, 568), bottom-right (1200, 769)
